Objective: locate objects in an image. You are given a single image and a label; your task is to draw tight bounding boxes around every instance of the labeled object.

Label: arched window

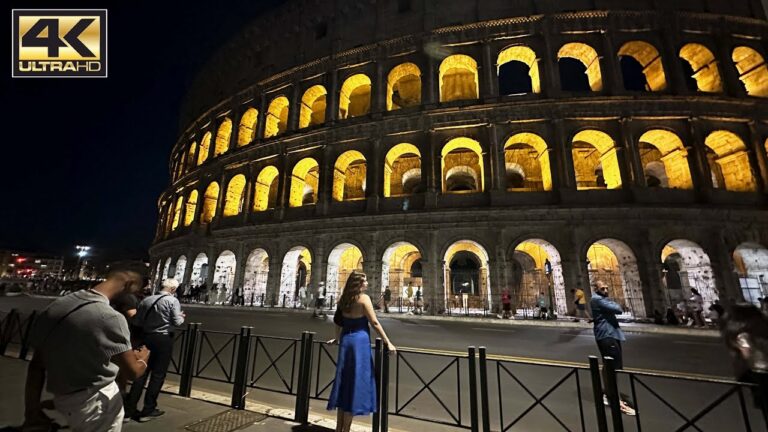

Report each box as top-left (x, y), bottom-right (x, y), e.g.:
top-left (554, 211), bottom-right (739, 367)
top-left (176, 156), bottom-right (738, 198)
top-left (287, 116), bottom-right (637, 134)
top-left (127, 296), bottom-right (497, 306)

top-left (299, 85), bottom-right (327, 129)
top-left (439, 55), bottom-right (479, 102)
top-left (441, 137), bottom-right (484, 193)
top-left (384, 143), bottom-right (421, 197)
top-left (184, 190), bottom-right (198, 226)
top-left (387, 63), bottom-right (422, 110)
top-left (497, 46), bottom-right (541, 95)
top-left (333, 151), bottom-right (367, 201)
top-left (253, 166), bottom-right (279, 211)
top-left (572, 130), bottom-right (622, 189)
top-left (558, 43), bottom-right (602, 92)
top-left (264, 96), bottom-right (289, 138)
top-left (197, 132), bottom-right (211, 165)
top-left (201, 182), bottom-right (219, 223)
top-left (503, 132), bottom-right (552, 191)
top-left (214, 118), bottom-right (232, 157)
top-left (238, 108), bottom-right (258, 146)
top-left (289, 158), bottom-right (319, 207)
top-left (618, 41), bottom-right (667, 92)
top-left (679, 43), bottom-right (722, 93)
top-left (339, 74), bottom-right (371, 119)
top-left (637, 130), bottom-right (693, 189)
top-left (187, 142), bottom-right (197, 172)
top-left (704, 130), bottom-right (757, 192)
top-left (223, 174), bottom-right (246, 217)
top-left (732, 46), bottom-right (768, 97)
top-left (171, 196), bottom-right (183, 231)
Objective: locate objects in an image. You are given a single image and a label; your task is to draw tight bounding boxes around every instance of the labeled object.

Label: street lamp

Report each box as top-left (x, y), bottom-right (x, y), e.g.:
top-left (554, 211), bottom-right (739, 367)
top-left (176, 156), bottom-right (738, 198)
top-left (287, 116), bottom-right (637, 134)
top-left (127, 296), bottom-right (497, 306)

top-left (75, 245), bottom-right (90, 280)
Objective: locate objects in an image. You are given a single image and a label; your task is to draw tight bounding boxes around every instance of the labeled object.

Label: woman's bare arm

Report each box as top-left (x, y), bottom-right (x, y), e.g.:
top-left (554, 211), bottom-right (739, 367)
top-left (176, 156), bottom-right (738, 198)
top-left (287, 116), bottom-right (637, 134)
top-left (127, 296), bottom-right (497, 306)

top-left (361, 295), bottom-right (396, 352)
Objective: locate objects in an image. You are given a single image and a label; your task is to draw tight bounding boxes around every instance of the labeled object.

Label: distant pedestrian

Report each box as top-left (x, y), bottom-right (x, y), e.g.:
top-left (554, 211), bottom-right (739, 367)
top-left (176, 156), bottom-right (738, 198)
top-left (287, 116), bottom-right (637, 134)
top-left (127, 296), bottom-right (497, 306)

top-left (382, 286), bottom-right (391, 313)
top-left (500, 288), bottom-right (512, 319)
top-left (590, 280), bottom-right (635, 416)
top-left (536, 292), bottom-right (549, 320)
top-left (708, 300), bottom-right (725, 327)
top-left (24, 261), bottom-right (151, 431)
top-left (414, 286), bottom-right (423, 315)
top-left (125, 279), bottom-right (185, 422)
top-left (571, 287), bottom-right (590, 322)
top-left (314, 282), bottom-right (327, 318)
top-left (298, 285), bottom-right (308, 309)
top-left (689, 288), bottom-right (705, 327)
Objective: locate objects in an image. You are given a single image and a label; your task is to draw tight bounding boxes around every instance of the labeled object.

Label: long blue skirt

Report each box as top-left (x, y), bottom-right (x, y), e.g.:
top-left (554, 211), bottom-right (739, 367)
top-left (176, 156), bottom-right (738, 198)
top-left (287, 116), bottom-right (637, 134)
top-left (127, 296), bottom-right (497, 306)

top-left (326, 329), bottom-right (377, 415)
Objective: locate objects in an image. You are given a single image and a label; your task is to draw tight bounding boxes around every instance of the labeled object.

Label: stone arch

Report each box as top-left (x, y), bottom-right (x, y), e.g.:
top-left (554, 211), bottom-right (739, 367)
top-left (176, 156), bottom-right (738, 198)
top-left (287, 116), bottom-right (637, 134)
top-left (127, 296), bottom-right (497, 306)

top-left (326, 243), bottom-right (365, 300)
top-left (381, 241), bottom-right (423, 298)
top-left (384, 143), bottom-right (421, 197)
top-left (264, 96), bottom-right (289, 138)
top-left (184, 190), bottom-right (198, 226)
top-left (512, 239), bottom-right (567, 316)
top-left (661, 239), bottom-right (717, 309)
top-left (497, 45), bottom-right (540, 95)
top-left (638, 129), bottom-right (693, 189)
top-left (243, 248), bottom-right (269, 305)
top-left (732, 46), bottom-right (768, 97)
top-left (197, 131), bottom-right (212, 165)
top-left (618, 41), bottom-right (667, 92)
top-left (299, 85), bottom-right (327, 128)
top-left (339, 74), bottom-right (371, 119)
top-left (279, 246), bottom-right (313, 303)
top-left (173, 255), bottom-right (187, 283)
top-left (171, 196), bottom-right (183, 230)
top-left (253, 165), bottom-right (280, 211)
top-left (190, 253), bottom-right (208, 287)
top-left (704, 130), bottom-right (757, 192)
top-left (187, 142), bottom-right (197, 170)
top-left (162, 257), bottom-right (172, 280)
top-left (441, 137), bottom-right (484, 193)
top-left (679, 43), bottom-right (723, 93)
top-left (214, 118), bottom-right (232, 157)
top-left (503, 132), bottom-right (552, 191)
top-left (443, 240), bottom-right (492, 311)
top-left (439, 54), bottom-right (479, 102)
top-left (558, 42), bottom-right (602, 92)
top-left (387, 62), bottom-right (422, 110)
top-left (733, 242), bottom-right (768, 305)
top-left (289, 158), bottom-right (320, 207)
top-left (333, 150), bottom-right (367, 201)
top-left (572, 129), bottom-right (622, 189)
top-left (201, 181), bottom-right (219, 223)
top-left (238, 108), bottom-right (258, 146)
top-left (212, 250), bottom-right (237, 304)
top-left (223, 174), bottom-right (247, 217)
top-left (586, 239), bottom-right (646, 318)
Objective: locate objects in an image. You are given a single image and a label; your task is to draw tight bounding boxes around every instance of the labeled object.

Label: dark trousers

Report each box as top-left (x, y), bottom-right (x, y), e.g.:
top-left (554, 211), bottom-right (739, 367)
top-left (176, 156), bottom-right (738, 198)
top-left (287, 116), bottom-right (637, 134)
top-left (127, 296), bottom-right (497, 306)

top-left (126, 333), bottom-right (173, 414)
top-left (596, 337), bottom-right (623, 400)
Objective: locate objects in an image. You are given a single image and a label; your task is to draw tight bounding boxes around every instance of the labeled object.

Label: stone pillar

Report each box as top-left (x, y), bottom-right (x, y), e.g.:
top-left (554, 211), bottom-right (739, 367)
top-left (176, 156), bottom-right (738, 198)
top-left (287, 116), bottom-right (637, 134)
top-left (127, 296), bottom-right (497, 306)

top-left (424, 51), bottom-right (438, 106)
top-left (658, 30), bottom-right (686, 95)
top-left (326, 70), bottom-right (339, 124)
top-left (265, 253), bottom-right (283, 306)
top-left (710, 234), bottom-right (741, 303)
top-left (553, 119), bottom-right (576, 190)
top-left (422, 231), bottom-right (441, 315)
top-left (600, 30), bottom-right (621, 95)
top-left (287, 85), bottom-right (301, 133)
top-left (241, 170), bottom-right (254, 225)
top-left (488, 124), bottom-right (504, 192)
top-left (311, 243), bottom-right (327, 301)
top-left (373, 60), bottom-right (386, 114)
top-left (193, 185), bottom-right (205, 226)
top-left (182, 251), bottom-right (194, 287)
top-left (687, 117), bottom-right (715, 199)
top-left (317, 145), bottom-right (333, 215)
top-left (539, 25), bottom-right (560, 99)
top-left (256, 93), bottom-right (267, 140)
top-left (214, 173), bottom-right (227, 225)
top-left (232, 242), bottom-right (247, 298)
top-left (620, 118), bottom-right (646, 188)
top-left (714, 29), bottom-right (747, 98)
top-left (367, 139), bottom-right (382, 213)
top-left (205, 117), bottom-right (216, 161)
top-left (748, 120), bottom-right (768, 191)
top-left (228, 104), bottom-right (239, 152)
top-left (424, 131), bottom-right (439, 208)
top-left (480, 41), bottom-right (497, 99)
top-left (276, 151), bottom-right (290, 220)
top-left (635, 240), bottom-right (665, 317)
top-left (204, 245), bottom-right (217, 289)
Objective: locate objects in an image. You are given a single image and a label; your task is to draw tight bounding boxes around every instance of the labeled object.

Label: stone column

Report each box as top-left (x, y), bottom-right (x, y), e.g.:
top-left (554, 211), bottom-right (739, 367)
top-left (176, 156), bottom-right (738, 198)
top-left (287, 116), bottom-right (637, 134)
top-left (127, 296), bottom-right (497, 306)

top-left (373, 60), bottom-right (386, 114)
top-left (539, 25), bottom-right (560, 99)
top-left (256, 93), bottom-right (267, 140)
top-left (487, 124), bottom-right (504, 192)
top-left (687, 117), bottom-right (715, 200)
top-left (748, 120), bottom-right (768, 191)
top-left (214, 173), bottom-right (227, 225)
top-left (714, 29), bottom-right (747, 98)
top-left (204, 245), bottom-right (217, 289)
top-left (600, 30), bottom-right (621, 96)
top-left (367, 138), bottom-right (382, 213)
top-left (709, 234), bottom-right (741, 303)
top-left (182, 251), bottom-right (194, 287)
top-left (316, 145), bottom-right (333, 215)
top-left (232, 243), bottom-right (247, 300)
top-left (310, 243), bottom-right (327, 301)
top-left (480, 41), bottom-right (497, 99)
top-left (422, 231), bottom-right (442, 315)
top-left (553, 119), bottom-right (576, 190)
top-left (424, 130), bottom-right (440, 208)
top-left (424, 50), bottom-right (438, 106)
top-left (276, 151), bottom-right (290, 220)
top-left (658, 29), bottom-right (686, 95)
top-left (287, 85), bottom-right (301, 133)
top-left (265, 253), bottom-right (283, 306)
top-left (241, 168), bottom-right (254, 225)
top-left (634, 239), bottom-right (665, 317)
top-left (620, 118), bottom-right (646, 188)
top-left (228, 104), bottom-right (239, 152)
top-left (326, 70), bottom-right (339, 124)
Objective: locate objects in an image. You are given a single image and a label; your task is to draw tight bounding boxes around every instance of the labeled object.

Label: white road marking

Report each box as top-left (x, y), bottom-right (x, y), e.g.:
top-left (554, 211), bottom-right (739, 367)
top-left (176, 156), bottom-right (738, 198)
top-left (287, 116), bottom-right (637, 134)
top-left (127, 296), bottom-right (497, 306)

top-left (471, 327), bottom-right (513, 332)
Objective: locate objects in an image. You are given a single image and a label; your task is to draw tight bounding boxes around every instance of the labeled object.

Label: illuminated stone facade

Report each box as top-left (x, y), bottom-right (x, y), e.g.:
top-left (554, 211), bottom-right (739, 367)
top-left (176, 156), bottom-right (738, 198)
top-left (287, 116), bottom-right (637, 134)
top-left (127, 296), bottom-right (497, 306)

top-left (152, 0), bottom-right (768, 318)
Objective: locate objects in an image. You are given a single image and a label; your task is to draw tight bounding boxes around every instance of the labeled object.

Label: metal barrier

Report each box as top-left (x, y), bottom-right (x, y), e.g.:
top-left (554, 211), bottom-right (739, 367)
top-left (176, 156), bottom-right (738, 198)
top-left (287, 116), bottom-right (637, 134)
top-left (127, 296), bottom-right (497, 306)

top-left (0, 309), bottom-right (37, 359)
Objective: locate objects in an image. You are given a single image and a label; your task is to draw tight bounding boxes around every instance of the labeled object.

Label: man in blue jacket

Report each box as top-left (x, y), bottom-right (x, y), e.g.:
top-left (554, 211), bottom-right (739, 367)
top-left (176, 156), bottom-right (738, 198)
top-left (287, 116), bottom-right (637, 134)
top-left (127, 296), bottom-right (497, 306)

top-left (591, 280), bottom-right (636, 416)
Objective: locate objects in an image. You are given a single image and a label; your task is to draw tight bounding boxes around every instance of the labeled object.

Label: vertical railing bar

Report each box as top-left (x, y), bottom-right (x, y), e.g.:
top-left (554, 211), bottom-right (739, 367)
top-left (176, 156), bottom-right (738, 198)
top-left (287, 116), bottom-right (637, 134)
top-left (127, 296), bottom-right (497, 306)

top-left (497, 361), bottom-right (505, 432)
top-left (294, 332), bottom-right (308, 421)
top-left (395, 352), bottom-right (400, 412)
top-left (630, 374), bottom-right (642, 432)
top-left (372, 338), bottom-right (382, 432)
top-left (479, 347), bottom-right (490, 432)
top-left (575, 368), bottom-right (586, 432)
top-left (604, 357), bottom-right (623, 432)
top-left (290, 338), bottom-right (298, 393)
top-left (588, 356), bottom-right (609, 432)
top-left (468, 346), bottom-right (478, 432)
top-left (737, 385), bottom-right (753, 432)
top-left (314, 343), bottom-right (323, 398)
top-left (381, 344), bottom-right (390, 432)
top-left (457, 356), bottom-right (462, 425)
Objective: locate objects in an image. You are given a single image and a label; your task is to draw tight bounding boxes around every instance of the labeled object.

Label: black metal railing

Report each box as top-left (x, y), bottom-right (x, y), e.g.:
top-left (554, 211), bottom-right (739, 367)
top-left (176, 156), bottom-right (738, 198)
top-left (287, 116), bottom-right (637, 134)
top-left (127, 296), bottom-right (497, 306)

top-left (247, 334), bottom-right (300, 395)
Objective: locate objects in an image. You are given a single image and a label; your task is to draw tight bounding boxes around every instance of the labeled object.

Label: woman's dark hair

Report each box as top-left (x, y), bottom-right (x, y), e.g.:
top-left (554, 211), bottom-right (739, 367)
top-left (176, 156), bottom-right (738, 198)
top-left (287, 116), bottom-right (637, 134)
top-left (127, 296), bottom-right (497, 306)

top-left (338, 271), bottom-right (367, 311)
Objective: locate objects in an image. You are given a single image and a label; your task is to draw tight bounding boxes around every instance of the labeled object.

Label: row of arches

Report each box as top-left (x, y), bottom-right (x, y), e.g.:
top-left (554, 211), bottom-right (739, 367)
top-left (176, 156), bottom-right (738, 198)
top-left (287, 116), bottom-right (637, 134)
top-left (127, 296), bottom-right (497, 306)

top-left (156, 239), bottom-right (768, 318)
top-left (162, 127), bottom-right (762, 234)
top-left (171, 41), bottom-right (768, 180)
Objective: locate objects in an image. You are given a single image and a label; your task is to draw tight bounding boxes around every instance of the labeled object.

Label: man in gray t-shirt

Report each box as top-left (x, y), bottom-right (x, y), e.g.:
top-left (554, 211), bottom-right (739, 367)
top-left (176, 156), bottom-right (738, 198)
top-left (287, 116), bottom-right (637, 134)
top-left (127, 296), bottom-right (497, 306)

top-left (24, 262), bottom-right (151, 432)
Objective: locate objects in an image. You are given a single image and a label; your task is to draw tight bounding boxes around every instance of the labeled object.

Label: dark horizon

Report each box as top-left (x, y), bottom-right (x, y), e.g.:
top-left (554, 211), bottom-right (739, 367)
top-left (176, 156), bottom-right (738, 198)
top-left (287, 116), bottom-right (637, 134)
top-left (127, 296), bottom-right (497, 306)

top-left (2, 1), bottom-right (282, 262)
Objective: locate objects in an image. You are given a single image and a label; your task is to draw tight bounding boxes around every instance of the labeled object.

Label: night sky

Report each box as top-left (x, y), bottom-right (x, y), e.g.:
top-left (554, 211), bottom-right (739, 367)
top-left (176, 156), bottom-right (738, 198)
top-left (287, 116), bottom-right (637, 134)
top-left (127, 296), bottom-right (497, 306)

top-left (3, 1), bottom-right (281, 262)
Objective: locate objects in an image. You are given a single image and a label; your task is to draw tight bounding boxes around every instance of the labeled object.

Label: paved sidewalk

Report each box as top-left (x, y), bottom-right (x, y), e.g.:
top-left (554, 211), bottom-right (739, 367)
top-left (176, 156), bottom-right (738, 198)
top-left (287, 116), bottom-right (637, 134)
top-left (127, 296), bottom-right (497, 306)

top-left (0, 356), bottom-right (350, 432)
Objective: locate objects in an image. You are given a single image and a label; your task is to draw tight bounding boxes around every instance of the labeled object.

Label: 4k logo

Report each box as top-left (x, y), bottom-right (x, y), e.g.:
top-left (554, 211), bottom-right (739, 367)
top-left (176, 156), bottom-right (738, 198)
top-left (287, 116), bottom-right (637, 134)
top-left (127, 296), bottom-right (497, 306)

top-left (12, 10), bottom-right (107, 78)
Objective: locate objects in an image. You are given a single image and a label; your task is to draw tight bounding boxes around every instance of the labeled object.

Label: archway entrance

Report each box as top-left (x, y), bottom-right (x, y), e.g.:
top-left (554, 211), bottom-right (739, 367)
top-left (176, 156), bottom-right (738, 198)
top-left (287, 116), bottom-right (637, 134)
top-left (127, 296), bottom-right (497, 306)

top-left (162, 257), bottom-right (172, 280)
top-left (212, 251), bottom-right (236, 304)
top-left (512, 240), bottom-right (566, 316)
top-left (327, 243), bottom-right (364, 302)
top-left (244, 249), bottom-right (269, 306)
top-left (280, 247), bottom-right (312, 307)
top-left (381, 242), bottom-right (423, 308)
top-left (190, 253), bottom-right (208, 287)
top-left (444, 240), bottom-right (491, 313)
top-left (661, 240), bottom-right (717, 309)
top-left (733, 242), bottom-right (768, 305)
top-left (586, 239), bottom-right (646, 318)
top-left (173, 256), bottom-right (187, 284)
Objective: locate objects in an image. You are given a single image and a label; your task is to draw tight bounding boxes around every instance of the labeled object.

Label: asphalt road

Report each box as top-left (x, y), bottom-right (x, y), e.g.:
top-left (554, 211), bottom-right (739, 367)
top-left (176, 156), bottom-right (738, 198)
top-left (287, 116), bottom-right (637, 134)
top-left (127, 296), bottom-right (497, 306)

top-left (3, 295), bottom-right (761, 432)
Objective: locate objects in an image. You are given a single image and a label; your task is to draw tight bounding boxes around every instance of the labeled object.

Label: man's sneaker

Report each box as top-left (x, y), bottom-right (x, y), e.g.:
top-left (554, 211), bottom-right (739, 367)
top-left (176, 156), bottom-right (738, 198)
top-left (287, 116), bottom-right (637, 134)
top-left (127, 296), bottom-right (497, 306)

top-left (136, 409), bottom-right (165, 422)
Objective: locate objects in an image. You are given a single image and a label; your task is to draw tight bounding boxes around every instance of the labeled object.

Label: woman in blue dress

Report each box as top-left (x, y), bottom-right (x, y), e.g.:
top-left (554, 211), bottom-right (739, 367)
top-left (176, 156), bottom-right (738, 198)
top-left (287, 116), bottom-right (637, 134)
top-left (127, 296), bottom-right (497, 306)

top-left (327, 271), bottom-right (396, 432)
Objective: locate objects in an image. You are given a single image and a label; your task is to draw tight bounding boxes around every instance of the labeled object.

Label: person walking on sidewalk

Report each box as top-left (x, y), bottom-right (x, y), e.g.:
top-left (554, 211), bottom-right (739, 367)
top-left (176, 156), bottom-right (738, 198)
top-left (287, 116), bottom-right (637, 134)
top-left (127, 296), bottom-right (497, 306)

top-left (591, 280), bottom-right (636, 416)
top-left (314, 282), bottom-right (327, 318)
top-left (125, 278), bottom-right (185, 422)
top-left (500, 289), bottom-right (512, 319)
top-left (571, 287), bottom-right (591, 322)
top-left (382, 286), bottom-right (391, 313)
top-left (326, 271), bottom-right (396, 432)
top-left (24, 261), bottom-right (151, 432)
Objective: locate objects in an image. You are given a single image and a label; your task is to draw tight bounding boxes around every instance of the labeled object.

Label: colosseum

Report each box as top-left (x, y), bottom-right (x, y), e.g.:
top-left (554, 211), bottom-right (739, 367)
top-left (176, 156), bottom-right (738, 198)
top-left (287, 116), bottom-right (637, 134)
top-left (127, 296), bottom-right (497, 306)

top-left (151, 0), bottom-right (768, 320)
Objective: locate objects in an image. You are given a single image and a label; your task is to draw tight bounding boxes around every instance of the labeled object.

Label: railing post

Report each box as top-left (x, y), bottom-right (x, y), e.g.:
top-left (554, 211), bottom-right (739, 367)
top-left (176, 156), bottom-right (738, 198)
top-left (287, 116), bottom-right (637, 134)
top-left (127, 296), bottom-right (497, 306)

top-left (295, 331), bottom-right (315, 424)
top-left (231, 326), bottom-right (253, 409)
top-left (756, 370), bottom-right (768, 428)
top-left (478, 347), bottom-right (491, 432)
top-left (468, 346), bottom-right (479, 432)
top-left (0, 309), bottom-right (19, 356)
top-left (604, 356), bottom-right (624, 432)
top-left (18, 310), bottom-right (37, 360)
top-left (179, 323), bottom-right (200, 397)
top-left (294, 332), bottom-right (308, 423)
top-left (589, 356), bottom-right (609, 432)
top-left (372, 338), bottom-right (383, 432)
top-left (381, 344), bottom-right (390, 432)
